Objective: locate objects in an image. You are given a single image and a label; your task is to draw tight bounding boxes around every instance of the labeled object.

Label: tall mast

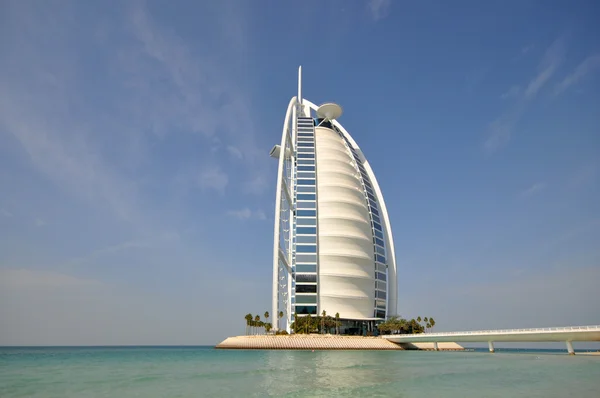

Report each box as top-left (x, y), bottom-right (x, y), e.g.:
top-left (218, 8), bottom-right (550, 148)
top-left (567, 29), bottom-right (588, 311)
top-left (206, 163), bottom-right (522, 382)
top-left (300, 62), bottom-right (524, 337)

top-left (297, 66), bottom-right (302, 115)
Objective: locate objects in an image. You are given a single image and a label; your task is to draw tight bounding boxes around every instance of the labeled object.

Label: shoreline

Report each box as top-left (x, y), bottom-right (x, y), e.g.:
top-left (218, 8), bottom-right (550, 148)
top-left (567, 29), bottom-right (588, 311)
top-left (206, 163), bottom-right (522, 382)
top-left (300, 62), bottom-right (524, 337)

top-left (215, 334), bottom-right (464, 351)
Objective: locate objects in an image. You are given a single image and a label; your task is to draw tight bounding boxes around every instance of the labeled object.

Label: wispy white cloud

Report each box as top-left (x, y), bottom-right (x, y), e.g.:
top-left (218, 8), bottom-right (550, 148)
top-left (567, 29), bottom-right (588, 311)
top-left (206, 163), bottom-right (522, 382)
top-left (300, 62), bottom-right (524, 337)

top-left (554, 54), bottom-right (600, 95)
top-left (198, 167), bottom-right (229, 194)
top-left (367, 0), bottom-right (391, 21)
top-left (484, 37), bottom-right (565, 153)
top-left (519, 182), bottom-right (546, 198)
top-left (500, 85), bottom-right (521, 99)
top-left (243, 175), bottom-right (270, 195)
top-left (524, 37), bottom-right (566, 99)
top-left (226, 208), bottom-right (267, 220)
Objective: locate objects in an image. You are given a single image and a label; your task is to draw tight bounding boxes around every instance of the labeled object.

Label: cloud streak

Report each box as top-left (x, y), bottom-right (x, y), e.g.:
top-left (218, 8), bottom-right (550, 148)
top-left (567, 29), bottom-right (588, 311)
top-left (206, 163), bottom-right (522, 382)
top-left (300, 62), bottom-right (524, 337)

top-left (554, 54), bottom-right (600, 95)
top-left (519, 182), bottom-right (546, 198)
top-left (484, 37), bottom-right (566, 153)
top-left (367, 0), bottom-right (391, 21)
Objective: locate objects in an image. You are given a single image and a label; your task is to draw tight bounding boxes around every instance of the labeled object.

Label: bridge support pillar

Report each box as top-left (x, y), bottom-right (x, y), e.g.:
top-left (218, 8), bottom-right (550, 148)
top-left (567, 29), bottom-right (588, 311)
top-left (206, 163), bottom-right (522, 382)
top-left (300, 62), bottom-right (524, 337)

top-left (566, 341), bottom-right (575, 355)
top-left (488, 341), bottom-right (495, 353)
top-left (433, 342), bottom-right (439, 351)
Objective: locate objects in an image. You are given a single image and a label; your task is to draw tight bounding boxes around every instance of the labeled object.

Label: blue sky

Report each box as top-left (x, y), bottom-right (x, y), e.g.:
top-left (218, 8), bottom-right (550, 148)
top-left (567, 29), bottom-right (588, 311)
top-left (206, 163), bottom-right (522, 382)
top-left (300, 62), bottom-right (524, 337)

top-left (1, 0), bottom-right (599, 346)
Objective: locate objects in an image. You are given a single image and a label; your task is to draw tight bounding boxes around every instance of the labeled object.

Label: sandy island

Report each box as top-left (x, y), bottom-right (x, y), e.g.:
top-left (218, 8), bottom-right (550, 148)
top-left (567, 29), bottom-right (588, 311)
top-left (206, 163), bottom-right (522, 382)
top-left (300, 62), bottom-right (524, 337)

top-left (216, 334), bottom-right (464, 351)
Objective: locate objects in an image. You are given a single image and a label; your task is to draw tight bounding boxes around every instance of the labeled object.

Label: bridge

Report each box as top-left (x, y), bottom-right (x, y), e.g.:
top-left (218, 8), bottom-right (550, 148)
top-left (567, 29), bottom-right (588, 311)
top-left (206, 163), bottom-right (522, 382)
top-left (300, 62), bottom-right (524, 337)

top-left (382, 325), bottom-right (600, 354)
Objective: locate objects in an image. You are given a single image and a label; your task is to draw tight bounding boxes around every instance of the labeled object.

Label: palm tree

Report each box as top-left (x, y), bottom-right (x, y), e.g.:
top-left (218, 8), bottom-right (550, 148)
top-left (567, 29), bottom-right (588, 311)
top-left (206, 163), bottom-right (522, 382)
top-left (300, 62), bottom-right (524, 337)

top-left (254, 315), bottom-right (260, 335)
top-left (429, 317), bottom-right (436, 332)
top-left (417, 316), bottom-right (422, 324)
top-left (335, 312), bottom-right (340, 335)
top-left (424, 317), bottom-right (429, 332)
top-left (278, 311), bottom-right (284, 331)
top-left (264, 311), bottom-right (270, 334)
top-left (245, 313), bottom-right (253, 335)
top-left (265, 323), bottom-right (272, 333)
top-left (305, 313), bottom-right (312, 334)
top-left (321, 310), bottom-right (326, 334)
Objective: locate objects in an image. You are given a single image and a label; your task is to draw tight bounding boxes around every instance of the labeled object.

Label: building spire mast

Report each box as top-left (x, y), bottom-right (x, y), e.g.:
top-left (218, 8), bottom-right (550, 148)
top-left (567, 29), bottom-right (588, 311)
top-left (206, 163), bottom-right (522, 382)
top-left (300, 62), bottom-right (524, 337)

top-left (297, 66), bottom-right (302, 115)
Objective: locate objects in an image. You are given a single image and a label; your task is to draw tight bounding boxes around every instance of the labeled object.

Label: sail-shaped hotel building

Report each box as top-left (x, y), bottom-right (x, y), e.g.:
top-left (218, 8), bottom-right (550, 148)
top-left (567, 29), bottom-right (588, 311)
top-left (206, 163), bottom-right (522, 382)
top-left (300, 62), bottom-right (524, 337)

top-left (271, 67), bottom-right (397, 333)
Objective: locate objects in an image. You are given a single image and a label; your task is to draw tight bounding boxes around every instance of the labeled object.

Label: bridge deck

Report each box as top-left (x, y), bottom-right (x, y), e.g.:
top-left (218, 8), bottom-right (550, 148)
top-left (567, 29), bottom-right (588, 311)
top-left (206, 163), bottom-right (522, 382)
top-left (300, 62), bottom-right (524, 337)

top-left (383, 325), bottom-right (600, 343)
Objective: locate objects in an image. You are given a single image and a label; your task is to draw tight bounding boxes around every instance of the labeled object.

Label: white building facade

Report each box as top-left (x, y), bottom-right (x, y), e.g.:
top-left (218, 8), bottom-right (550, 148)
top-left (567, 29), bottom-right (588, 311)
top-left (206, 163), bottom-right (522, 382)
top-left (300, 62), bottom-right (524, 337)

top-left (271, 67), bottom-right (397, 332)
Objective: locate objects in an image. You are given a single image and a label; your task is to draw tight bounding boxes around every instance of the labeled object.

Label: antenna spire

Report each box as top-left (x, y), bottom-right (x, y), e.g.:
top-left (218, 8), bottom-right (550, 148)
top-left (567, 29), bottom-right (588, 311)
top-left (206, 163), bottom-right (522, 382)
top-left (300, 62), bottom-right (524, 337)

top-left (298, 66), bottom-right (302, 113)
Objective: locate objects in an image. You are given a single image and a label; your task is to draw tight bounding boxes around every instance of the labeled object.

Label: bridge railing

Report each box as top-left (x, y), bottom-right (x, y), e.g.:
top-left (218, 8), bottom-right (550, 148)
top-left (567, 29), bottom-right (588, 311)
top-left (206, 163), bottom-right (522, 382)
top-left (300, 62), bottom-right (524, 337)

top-left (384, 325), bottom-right (600, 337)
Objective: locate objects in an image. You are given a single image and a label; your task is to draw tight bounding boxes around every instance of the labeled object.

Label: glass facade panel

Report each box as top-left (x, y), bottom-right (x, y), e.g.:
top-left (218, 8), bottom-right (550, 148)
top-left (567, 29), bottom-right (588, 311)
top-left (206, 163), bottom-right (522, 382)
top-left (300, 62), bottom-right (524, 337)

top-left (375, 254), bottom-right (386, 264)
top-left (296, 147), bottom-right (314, 153)
top-left (296, 217), bottom-right (316, 226)
top-left (295, 295), bottom-right (317, 304)
top-left (296, 235), bottom-right (316, 244)
top-left (297, 172), bottom-right (316, 179)
top-left (297, 166), bottom-right (315, 171)
top-left (297, 201), bottom-right (316, 209)
top-left (375, 245), bottom-right (386, 255)
top-left (297, 186), bottom-right (316, 193)
top-left (297, 153), bottom-right (315, 159)
top-left (295, 274), bottom-right (317, 283)
top-left (295, 305), bottom-right (317, 315)
top-left (296, 227), bottom-right (316, 235)
top-left (375, 237), bottom-right (385, 247)
top-left (297, 179), bottom-right (315, 185)
top-left (374, 229), bottom-right (384, 239)
top-left (296, 254), bottom-right (317, 263)
top-left (297, 209), bottom-right (316, 217)
top-left (296, 264), bottom-right (317, 272)
top-left (297, 194), bottom-right (316, 200)
top-left (373, 222), bottom-right (382, 231)
top-left (297, 159), bottom-right (315, 165)
top-left (296, 284), bottom-right (317, 293)
top-left (371, 207), bottom-right (379, 216)
top-left (296, 245), bottom-right (316, 253)
top-left (297, 142), bottom-right (314, 147)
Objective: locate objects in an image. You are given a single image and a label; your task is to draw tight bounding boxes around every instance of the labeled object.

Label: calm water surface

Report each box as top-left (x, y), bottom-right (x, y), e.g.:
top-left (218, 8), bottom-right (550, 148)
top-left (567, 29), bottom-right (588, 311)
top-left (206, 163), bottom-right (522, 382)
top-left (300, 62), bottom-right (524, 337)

top-left (1, 346), bottom-right (599, 397)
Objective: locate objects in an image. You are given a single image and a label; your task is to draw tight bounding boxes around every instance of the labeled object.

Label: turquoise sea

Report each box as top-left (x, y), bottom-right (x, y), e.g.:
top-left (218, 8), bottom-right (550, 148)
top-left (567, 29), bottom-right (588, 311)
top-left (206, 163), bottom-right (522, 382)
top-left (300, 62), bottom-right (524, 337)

top-left (1, 346), bottom-right (599, 397)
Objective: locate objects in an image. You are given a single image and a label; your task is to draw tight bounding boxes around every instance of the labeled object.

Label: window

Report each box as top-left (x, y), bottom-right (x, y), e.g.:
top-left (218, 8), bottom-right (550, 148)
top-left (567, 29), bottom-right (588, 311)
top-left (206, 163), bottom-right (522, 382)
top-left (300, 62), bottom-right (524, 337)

top-left (375, 237), bottom-right (384, 247)
top-left (297, 142), bottom-right (314, 147)
top-left (296, 218), bottom-right (316, 226)
top-left (296, 264), bottom-right (316, 272)
top-left (374, 229), bottom-right (384, 239)
top-left (295, 305), bottom-right (317, 315)
top-left (297, 136), bottom-right (313, 141)
top-left (296, 245), bottom-right (316, 253)
top-left (297, 166), bottom-right (315, 171)
top-left (367, 193), bottom-right (376, 202)
top-left (297, 153), bottom-right (315, 159)
top-left (365, 186), bottom-right (374, 195)
top-left (297, 209), bottom-right (316, 217)
top-left (372, 214), bottom-right (381, 224)
top-left (297, 201), bottom-right (316, 209)
top-left (297, 159), bottom-right (315, 165)
top-left (296, 254), bottom-right (317, 263)
top-left (363, 179), bottom-right (372, 188)
top-left (376, 254), bottom-right (386, 264)
top-left (296, 227), bottom-right (316, 235)
top-left (375, 310), bottom-right (386, 318)
top-left (371, 207), bottom-right (379, 216)
top-left (297, 179), bottom-right (315, 185)
top-left (296, 147), bottom-right (314, 153)
top-left (376, 291), bottom-right (387, 299)
top-left (369, 199), bottom-right (378, 209)
top-left (295, 274), bottom-right (317, 283)
top-left (295, 295), bottom-right (317, 304)
top-left (297, 185), bottom-right (315, 193)
top-left (373, 222), bottom-right (382, 231)
top-left (297, 132), bottom-right (314, 136)
top-left (297, 194), bottom-right (316, 200)
top-left (296, 284), bottom-right (317, 293)
top-left (375, 246), bottom-right (386, 255)
top-left (296, 235), bottom-right (316, 244)
top-left (297, 172), bottom-right (315, 179)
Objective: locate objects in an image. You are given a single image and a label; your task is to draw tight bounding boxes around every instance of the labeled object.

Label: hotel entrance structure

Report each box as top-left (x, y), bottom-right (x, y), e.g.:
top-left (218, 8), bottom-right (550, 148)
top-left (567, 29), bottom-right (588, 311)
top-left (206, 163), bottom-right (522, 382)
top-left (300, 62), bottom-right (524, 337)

top-left (270, 67), bottom-right (397, 333)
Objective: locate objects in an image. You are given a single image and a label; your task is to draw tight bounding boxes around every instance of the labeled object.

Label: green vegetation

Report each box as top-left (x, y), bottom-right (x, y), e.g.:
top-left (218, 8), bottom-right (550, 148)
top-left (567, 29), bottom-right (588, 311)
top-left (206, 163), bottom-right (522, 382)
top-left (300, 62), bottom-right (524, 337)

top-left (291, 312), bottom-right (340, 334)
top-left (243, 313), bottom-right (272, 335)
top-left (377, 316), bottom-right (437, 335)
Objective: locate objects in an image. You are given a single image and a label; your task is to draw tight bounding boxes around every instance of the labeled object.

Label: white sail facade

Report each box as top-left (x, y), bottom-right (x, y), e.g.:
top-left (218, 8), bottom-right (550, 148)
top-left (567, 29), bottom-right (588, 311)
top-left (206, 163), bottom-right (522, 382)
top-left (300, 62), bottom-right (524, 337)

top-left (271, 67), bottom-right (397, 332)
